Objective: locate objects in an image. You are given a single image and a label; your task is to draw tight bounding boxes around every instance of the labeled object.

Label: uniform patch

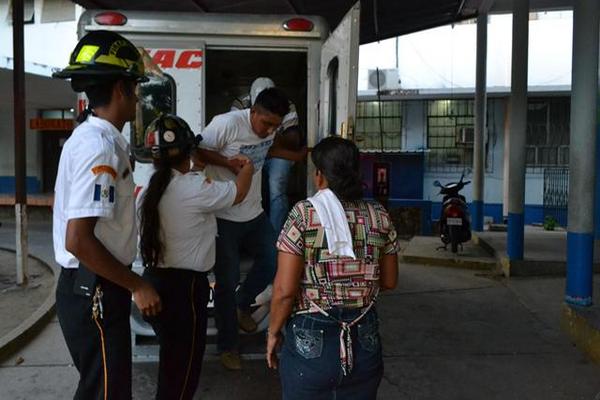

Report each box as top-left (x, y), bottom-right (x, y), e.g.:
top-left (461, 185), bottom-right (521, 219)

top-left (91, 165), bottom-right (117, 180)
top-left (94, 184), bottom-right (115, 203)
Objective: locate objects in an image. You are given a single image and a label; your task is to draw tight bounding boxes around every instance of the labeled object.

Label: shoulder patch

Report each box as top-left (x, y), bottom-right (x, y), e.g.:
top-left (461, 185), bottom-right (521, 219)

top-left (91, 165), bottom-right (117, 180)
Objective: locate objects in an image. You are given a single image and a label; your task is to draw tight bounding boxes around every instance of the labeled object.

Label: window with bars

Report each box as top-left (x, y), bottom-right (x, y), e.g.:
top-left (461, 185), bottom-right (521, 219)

top-left (526, 97), bottom-right (570, 171)
top-left (426, 99), bottom-right (475, 172)
top-left (354, 101), bottom-right (402, 152)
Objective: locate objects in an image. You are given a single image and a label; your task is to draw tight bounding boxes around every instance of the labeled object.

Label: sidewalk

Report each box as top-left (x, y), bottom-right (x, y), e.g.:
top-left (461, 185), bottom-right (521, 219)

top-left (1, 222), bottom-right (600, 399)
top-left (0, 248), bottom-right (55, 355)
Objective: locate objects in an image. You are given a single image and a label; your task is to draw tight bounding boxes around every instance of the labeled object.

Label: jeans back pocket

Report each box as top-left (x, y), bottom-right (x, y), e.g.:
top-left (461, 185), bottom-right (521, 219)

top-left (357, 321), bottom-right (381, 353)
top-left (292, 325), bottom-right (324, 360)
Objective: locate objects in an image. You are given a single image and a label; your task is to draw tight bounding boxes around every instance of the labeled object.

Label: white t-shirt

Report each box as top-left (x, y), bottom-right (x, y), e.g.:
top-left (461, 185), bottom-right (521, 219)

top-left (136, 170), bottom-right (236, 272)
top-left (200, 109), bottom-right (274, 222)
top-left (53, 116), bottom-right (137, 269)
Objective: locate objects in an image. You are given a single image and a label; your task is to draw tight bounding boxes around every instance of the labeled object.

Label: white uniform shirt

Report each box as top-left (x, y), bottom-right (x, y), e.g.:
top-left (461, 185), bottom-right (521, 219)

top-left (53, 116), bottom-right (137, 269)
top-left (200, 109), bottom-right (274, 222)
top-left (136, 170), bottom-right (236, 272)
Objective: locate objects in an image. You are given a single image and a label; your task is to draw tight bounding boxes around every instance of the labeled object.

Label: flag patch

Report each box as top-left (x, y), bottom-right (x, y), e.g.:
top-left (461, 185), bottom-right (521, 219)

top-left (93, 184), bottom-right (115, 203)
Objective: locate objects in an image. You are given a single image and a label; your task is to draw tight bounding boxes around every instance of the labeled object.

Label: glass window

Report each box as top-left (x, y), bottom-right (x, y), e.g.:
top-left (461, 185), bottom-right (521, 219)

top-left (327, 57), bottom-right (339, 136)
top-left (131, 74), bottom-right (177, 163)
top-left (526, 97), bottom-right (570, 170)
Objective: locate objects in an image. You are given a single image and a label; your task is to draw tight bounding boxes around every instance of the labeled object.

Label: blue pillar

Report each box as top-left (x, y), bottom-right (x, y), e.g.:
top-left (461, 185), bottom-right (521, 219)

top-left (565, 0), bottom-right (599, 306)
top-left (472, 13), bottom-right (487, 232)
top-left (595, 98), bottom-right (600, 240)
top-left (506, 0), bottom-right (529, 260)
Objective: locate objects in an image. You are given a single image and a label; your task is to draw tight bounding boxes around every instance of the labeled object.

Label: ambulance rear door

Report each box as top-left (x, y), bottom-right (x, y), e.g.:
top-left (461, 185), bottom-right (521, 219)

top-left (318, 1), bottom-right (360, 141)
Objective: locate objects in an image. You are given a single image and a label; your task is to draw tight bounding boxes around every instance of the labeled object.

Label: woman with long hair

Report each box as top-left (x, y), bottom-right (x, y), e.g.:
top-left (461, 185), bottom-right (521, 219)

top-left (267, 136), bottom-right (400, 399)
top-left (137, 114), bottom-right (253, 400)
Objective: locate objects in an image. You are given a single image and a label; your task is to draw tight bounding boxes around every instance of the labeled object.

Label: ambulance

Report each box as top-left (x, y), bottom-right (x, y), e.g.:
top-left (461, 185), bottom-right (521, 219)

top-left (74, 3), bottom-right (362, 349)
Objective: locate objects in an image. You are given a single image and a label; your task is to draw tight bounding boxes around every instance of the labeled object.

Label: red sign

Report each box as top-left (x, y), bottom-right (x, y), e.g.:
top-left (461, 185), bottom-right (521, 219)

top-left (29, 118), bottom-right (74, 131)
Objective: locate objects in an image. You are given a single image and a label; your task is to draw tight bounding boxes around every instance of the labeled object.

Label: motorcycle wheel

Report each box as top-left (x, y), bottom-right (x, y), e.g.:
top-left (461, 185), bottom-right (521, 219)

top-left (449, 226), bottom-right (459, 253)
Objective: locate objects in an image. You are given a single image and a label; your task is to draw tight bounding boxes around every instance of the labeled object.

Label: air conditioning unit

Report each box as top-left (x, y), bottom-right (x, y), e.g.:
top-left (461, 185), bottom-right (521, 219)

top-left (456, 126), bottom-right (474, 145)
top-left (367, 69), bottom-right (401, 91)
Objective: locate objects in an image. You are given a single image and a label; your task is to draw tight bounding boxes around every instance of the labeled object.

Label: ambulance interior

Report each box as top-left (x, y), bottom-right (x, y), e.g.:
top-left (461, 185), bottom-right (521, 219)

top-left (204, 49), bottom-right (308, 203)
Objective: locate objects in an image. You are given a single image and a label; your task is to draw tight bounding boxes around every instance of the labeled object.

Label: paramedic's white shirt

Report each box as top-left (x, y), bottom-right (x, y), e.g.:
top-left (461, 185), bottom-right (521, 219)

top-left (53, 116), bottom-right (137, 269)
top-left (136, 170), bottom-right (236, 272)
top-left (200, 109), bottom-right (274, 222)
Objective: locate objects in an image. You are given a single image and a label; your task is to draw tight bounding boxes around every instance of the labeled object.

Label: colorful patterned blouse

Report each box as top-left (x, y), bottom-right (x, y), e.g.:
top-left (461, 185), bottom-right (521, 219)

top-left (276, 199), bottom-right (400, 314)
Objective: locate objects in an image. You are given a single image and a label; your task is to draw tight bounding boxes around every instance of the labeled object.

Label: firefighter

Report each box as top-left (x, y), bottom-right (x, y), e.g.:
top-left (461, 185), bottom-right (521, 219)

top-left (52, 30), bottom-right (162, 400)
top-left (136, 114), bottom-right (253, 399)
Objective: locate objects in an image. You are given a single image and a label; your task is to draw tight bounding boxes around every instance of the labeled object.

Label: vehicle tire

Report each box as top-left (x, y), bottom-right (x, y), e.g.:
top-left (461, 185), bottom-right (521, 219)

top-left (449, 226), bottom-right (459, 253)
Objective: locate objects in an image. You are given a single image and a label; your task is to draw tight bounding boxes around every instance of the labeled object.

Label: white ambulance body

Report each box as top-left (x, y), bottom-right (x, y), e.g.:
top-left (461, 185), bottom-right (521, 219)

top-left (75, 5), bottom-right (361, 345)
top-left (77, 4), bottom-right (361, 193)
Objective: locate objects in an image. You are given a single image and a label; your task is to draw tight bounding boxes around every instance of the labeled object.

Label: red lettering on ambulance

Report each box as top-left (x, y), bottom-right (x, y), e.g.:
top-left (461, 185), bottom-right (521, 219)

top-left (152, 50), bottom-right (175, 69)
top-left (175, 50), bottom-right (203, 68)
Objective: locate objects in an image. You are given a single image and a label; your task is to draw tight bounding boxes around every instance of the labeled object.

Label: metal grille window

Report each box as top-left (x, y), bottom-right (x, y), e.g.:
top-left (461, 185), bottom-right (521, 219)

top-left (355, 101), bottom-right (402, 151)
top-left (426, 99), bottom-right (474, 172)
top-left (526, 97), bottom-right (570, 171)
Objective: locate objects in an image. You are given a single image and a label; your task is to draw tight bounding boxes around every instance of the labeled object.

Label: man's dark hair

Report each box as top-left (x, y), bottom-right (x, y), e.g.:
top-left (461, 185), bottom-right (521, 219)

top-left (254, 87), bottom-right (289, 118)
top-left (72, 76), bottom-right (136, 122)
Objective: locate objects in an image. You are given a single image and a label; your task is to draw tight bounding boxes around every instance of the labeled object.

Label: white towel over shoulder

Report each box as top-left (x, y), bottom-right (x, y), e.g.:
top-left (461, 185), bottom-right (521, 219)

top-left (307, 188), bottom-right (356, 259)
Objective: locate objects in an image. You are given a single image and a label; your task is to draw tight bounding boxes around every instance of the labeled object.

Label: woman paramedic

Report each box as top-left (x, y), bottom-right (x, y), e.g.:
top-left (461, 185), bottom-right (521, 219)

top-left (137, 114), bottom-right (254, 400)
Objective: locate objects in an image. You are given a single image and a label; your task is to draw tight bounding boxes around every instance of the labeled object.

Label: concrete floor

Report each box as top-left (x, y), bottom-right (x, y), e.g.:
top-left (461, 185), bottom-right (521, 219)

top-left (1, 222), bottom-right (600, 399)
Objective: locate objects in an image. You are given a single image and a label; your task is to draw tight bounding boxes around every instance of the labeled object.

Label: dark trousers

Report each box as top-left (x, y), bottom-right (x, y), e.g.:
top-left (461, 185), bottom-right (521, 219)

top-left (214, 212), bottom-right (277, 352)
top-left (280, 308), bottom-right (384, 400)
top-left (142, 268), bottom-right (210, 400)
top-left (56, 268), bottom-right (132, 400)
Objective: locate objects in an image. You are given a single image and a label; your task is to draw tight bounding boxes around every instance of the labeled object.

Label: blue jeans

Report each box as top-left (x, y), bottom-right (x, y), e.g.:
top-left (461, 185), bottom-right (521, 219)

top-left (280, 308), bottom-right (384, 400)
top-left (214, 213), bottom-right (277, 351)
top-left (263, 157), bottom-right (294, 234)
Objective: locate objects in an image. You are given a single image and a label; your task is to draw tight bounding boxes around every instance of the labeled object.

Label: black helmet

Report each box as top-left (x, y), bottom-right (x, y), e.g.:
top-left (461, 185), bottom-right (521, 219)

top-left (53, 30), bottom-right (148, 84)
top-left (144, 114), bottom-right (201, 159)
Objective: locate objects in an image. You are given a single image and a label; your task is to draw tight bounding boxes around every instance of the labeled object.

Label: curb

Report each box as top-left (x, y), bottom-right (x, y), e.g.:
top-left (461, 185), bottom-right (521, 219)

top-left (473, 233), bottom-right (600, 277)
top-left (560, 303), bottom-right (600, 363)
top-left (400, 253), bottom-right (496, 271)
top-left (0, 247), bottom-right (57, 361)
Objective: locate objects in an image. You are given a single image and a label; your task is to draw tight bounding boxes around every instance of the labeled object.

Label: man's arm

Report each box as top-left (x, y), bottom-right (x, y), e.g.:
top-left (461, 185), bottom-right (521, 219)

top-left (267, 126), bottom-right (307, 162)
top-left (196, 148), bottom-right (245, 175)
top-left (66, 217), bottom-right (162, 316)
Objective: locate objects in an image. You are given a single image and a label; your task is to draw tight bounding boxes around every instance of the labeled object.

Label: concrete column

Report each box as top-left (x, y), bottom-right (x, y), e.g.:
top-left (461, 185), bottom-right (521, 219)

top-left (565, 0), bottom-right (599, 306)
top-left (473, 12), bottom-right (488, 232)
top-left (506, 0), bottom-right (529, 260)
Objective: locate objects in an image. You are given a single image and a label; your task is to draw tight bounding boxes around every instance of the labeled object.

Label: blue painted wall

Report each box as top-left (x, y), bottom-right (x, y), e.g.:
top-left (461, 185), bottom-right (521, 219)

top-left (431, 202), bottom-right (546, 225)
top-left (0, 177), bottom-right (41, 194)
top-left (360, 153), bottom-right (424, 199)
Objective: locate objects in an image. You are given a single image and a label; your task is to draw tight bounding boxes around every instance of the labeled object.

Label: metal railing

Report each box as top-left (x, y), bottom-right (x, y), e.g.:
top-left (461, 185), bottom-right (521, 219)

top-left (543, 167), bottom-right (569, 227)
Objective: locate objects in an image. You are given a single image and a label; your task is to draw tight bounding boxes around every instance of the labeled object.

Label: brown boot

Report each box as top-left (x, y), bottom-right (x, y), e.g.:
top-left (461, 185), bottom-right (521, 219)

top-left (220, 350), bottom-right (242, 371)
top-left (237, 308), bottom-right (258, 333)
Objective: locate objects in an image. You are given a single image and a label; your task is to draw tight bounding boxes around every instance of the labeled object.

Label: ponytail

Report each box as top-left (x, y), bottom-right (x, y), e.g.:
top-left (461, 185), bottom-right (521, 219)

top-left (139, 161), bottom-right (174, 269)
top-left (76, 107), bottom-right (96, 123)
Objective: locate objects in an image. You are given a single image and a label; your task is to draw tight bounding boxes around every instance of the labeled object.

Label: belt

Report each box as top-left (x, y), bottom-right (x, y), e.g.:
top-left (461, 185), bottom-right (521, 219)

top-left (308, 298), bottom-right (377, 376)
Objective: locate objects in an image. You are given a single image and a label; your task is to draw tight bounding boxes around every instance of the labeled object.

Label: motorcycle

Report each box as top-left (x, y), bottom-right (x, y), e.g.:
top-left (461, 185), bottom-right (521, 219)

top-left (434, 173), bottom-right (472, 253)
